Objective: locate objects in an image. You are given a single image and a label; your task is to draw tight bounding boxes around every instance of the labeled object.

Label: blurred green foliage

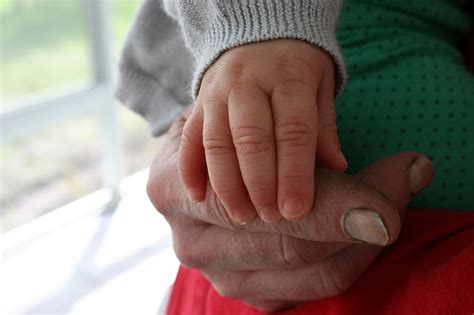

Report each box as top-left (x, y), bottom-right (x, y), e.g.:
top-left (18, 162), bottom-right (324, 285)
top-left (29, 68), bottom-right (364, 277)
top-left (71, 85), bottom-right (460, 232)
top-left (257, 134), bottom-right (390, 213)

top-left (0, 0), bottom-right (85, 61)
top-left (1, 0), bottom-right (150, 232)
top-left (0, 0), bottom-right (140, 104)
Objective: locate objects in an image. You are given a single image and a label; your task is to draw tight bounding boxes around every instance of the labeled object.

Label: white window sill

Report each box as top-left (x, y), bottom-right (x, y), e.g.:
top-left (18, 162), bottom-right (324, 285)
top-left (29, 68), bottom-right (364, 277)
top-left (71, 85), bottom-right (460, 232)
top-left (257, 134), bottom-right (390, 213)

top-left (1, 169), bottom-right (179, 315)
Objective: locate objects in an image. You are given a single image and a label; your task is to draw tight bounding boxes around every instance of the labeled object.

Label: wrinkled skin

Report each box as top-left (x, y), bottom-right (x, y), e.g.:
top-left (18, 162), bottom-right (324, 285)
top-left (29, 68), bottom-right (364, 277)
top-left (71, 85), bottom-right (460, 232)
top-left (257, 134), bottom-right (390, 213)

top-left (147, 108), bottom-right (434, 312)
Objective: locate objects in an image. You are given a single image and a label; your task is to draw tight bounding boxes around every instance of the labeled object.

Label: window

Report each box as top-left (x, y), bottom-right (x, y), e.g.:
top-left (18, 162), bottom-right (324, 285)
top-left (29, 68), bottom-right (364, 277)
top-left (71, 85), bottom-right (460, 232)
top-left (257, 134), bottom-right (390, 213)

top-left (1, 3), bottom-right (179, 313)
top-left (0, 0), bottom-right (154, 233)
top-left (0, 0), bottom-right (92, 108)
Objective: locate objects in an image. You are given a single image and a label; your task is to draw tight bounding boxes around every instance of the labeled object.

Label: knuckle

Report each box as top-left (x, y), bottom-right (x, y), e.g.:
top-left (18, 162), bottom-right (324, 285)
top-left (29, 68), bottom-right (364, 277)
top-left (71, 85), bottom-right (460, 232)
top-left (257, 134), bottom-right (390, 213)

top-left (173, 241), bottom-right (194, 267)
top-left (203, 136), bottom-right (231, 156)
top-left (273, 80), bottom-right (308, 99)
top-left (201, 58), bottom-right (255, 99)
top-left (201, 65), bottom-right (218, 88)
top-left (203, 54), bottom-right (246, 86)
top-left (214, 285), bottom-right (238, 299)
top-left (276, 61), bottom-right (300, 81)
top-left (323, 247), bottom-right (365, 296)
top-left (146, 174), bottom-right (157, 201)
top-left (211, 274), bottom-right (243, 299)
top-left (146, 170), bottom-right (169, 216)
top-left (232, 126), bottom-right (272, 155)
top-left (179, 128), bottom-right (196, 151)
top-left (279, 173), bottom-right (306, 183)
top-left (274, 55), bottom-right (317, 83)
top-left (147, 159), bottom-right (182, 219)
top-left (146, 181), bottom-right (159, 209)
top-left (229, 62), bottom-right (250, 84)
top-left (275, 120), bottom-right (315, 151)
top-left (173, 238), bottom-right (206, 269)
top-left (308, 270), bottom-right (339, 298)
top-left (319, 120), bottom-right (338, 134)
top-left (277, 235), bottom-right (310, 268)
top-left (218, 54), bottom-right (255, 86)
top-left (311, 264), bottom-right (351, 298)
top-left (246, 181), bottom-right (275, 200)
top-left (324, 269), bottom-right (352, 297)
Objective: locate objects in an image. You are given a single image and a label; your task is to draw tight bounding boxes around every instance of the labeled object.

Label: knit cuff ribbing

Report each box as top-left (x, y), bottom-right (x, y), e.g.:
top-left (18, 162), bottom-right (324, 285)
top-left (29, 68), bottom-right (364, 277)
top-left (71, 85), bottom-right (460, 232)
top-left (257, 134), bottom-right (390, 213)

top-left (188, 0), bottom-right (347, 99)
top-left (115, 67), bottom-right (188, 137)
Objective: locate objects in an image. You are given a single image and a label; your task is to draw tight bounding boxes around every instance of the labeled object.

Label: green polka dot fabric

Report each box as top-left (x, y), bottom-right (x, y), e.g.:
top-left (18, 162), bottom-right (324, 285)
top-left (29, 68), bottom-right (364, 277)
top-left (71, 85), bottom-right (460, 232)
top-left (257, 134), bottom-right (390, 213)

top-left (336, 0), bottom-right (474, 210)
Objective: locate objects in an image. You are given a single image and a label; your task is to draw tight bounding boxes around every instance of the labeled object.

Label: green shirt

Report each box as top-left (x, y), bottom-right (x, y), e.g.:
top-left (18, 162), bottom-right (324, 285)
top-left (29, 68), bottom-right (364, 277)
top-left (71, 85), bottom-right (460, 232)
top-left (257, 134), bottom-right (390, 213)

top-left (336, 0), bottom-right (474, 210)
top-left (117, 0), bottom-right (473, 210)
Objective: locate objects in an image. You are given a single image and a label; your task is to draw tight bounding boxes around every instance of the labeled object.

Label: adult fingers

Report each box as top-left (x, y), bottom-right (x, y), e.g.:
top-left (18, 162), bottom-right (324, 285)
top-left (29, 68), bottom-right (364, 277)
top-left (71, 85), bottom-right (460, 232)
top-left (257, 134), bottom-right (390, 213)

top-left (203, 98), bottom-right (256, 224)
top-left (147, 105), bottom-right (193, 217)
top-left (315, 66), bottom-right (347, 171)
top-left (152, 112), bottom-right (433, 246)
top-left (188, 152), bottom-right (433, 246)
top-left (229, 86), bottom-right (280, 223)
top-left (171, 219), bottom-right (347, 271)
top-left (247, 152), bottom-right (432, 245)
top-left (204, 243), bottom-right (379, 303)
top-left (178, 106), bottom-right (207, 202)
top-left (272, 81), bottom-right (318, 221)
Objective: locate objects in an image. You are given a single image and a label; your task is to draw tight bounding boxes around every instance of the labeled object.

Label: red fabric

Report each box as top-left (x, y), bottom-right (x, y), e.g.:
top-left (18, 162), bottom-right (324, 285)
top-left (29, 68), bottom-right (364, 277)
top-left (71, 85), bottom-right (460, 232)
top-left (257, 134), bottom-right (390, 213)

top-left (167, 209), bottom-right (474, 315)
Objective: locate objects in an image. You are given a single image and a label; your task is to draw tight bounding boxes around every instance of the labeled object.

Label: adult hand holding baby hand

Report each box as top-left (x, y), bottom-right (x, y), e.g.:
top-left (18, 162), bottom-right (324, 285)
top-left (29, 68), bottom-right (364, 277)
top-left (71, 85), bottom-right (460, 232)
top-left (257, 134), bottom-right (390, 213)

top-left (148, 109), bottom-right (434, 312)
top-left (179, 39), bottom-right (347, 224)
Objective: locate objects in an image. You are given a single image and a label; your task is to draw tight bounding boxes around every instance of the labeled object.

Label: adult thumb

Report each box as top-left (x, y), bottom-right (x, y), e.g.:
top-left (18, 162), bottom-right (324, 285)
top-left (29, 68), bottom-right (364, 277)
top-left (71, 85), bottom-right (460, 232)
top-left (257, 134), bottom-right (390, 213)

top-left (248, 152), bottom-right (433, 246)
top-left (355, 152), bottom-right (434, 216)
top-left (308, 152), bottom-right (433, 246)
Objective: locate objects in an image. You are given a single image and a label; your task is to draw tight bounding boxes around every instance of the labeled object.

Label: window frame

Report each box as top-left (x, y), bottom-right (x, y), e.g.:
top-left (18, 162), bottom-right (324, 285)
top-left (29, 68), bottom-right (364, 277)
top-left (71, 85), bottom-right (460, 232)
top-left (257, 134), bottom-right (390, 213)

top-left (0, 0), bottom-right (123, 195)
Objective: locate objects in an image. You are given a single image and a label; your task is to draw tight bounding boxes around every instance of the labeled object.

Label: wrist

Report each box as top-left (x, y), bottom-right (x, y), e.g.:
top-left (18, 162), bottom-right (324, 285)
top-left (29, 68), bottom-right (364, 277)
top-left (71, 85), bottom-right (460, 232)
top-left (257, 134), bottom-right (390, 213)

top-left (181, 0), bottom-right (346, 99)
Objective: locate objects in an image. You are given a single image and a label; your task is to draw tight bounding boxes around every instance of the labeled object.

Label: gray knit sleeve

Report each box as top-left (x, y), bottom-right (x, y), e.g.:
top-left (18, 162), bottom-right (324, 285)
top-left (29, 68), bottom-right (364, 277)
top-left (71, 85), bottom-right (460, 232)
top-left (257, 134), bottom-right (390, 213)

top-left (163, 0), bottom-right (347, 98)
top-left (116, 0), bottom-right (346, 136)
top-left (115, 0), bottom-right (193, 136)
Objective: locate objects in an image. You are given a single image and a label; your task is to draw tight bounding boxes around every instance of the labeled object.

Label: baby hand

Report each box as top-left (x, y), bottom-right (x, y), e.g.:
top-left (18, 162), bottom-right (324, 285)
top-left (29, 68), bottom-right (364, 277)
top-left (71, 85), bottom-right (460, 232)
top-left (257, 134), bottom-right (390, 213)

top-left (179, 39), bottom-right (347, 224)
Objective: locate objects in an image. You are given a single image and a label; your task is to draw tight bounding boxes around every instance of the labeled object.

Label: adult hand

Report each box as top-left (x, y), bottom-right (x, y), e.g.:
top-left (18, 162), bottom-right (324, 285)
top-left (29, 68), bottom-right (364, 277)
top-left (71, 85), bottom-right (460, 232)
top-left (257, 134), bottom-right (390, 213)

top-left (147, 108), bottom-right (434, 312)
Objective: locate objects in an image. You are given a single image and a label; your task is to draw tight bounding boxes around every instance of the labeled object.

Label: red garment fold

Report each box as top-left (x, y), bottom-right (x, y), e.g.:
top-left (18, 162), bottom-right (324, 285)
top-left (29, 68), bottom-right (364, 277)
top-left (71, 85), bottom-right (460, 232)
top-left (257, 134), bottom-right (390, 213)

top-left (167, 209), bottom-right (474, 315)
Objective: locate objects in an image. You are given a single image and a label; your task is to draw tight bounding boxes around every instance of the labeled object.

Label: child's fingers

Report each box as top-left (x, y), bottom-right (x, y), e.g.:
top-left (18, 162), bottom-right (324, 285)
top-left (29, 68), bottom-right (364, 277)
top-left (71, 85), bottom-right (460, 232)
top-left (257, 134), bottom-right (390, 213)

top-left (178, 107), bottom-right (207, 202)
top-left (228, 86), bottom-right (280, 223)
top-left (315, 68), bottom-right (348, 172)
top-left (272, 81), bottom-right (318, 221)
top-left (203, 99), bottom-right (257, 225)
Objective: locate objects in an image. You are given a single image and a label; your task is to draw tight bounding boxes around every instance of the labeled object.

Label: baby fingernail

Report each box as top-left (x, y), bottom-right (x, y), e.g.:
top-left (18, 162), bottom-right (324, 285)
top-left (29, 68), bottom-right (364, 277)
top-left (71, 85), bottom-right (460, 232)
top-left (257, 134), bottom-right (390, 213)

top-left (343, 209), bottom-right (389, 246)
top-left (409, 156), bottom-right (433, 196)
top-left (229, 209), bottom-right (256, 226)
top-left (259, 208), bottom-right (282, 223)
top-left (282, 198), bottom-right (305, 219)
